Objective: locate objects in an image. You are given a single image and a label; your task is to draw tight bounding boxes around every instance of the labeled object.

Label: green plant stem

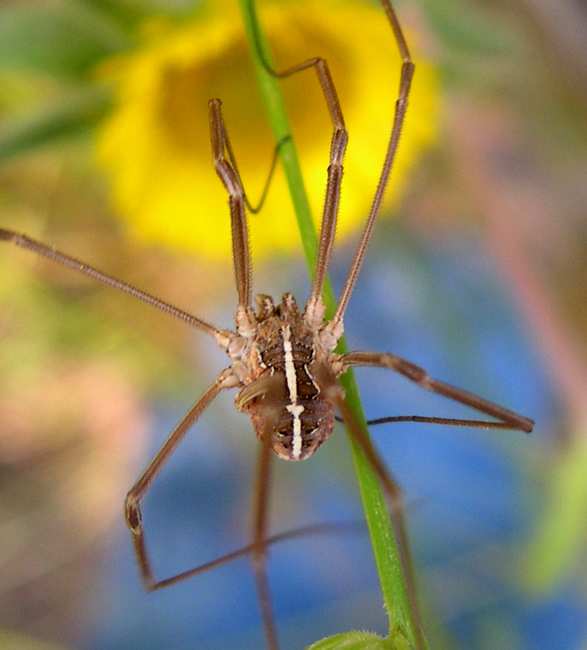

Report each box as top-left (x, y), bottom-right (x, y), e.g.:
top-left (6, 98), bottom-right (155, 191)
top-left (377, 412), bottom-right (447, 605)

top-left (238, 1), bottom-right (420, 647)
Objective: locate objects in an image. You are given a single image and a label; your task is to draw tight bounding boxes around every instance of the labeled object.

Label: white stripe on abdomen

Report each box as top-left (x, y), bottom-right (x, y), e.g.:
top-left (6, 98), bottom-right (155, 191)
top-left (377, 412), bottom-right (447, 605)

top-left (282, 325), bottom-right (305, 460)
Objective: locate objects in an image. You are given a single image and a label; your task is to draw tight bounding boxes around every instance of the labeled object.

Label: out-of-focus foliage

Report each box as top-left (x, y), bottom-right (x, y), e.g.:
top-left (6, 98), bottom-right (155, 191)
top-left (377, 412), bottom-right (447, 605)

top-left (0, 0), bottom-right (440, 259)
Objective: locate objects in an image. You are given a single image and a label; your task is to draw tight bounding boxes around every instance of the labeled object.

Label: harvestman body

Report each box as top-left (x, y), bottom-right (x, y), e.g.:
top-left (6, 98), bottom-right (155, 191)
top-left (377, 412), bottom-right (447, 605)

top-left (1, 0), bottom-right (533, 647)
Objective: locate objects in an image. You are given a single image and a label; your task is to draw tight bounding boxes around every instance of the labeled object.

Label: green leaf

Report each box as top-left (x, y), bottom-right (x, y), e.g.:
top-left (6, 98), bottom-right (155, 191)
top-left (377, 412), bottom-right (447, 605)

top-left (0, 3), bottom-right (130, 79)
top-left (307, 630), bottom-right (411, 650)
top-left (0, 86), bottom-right (111, 160)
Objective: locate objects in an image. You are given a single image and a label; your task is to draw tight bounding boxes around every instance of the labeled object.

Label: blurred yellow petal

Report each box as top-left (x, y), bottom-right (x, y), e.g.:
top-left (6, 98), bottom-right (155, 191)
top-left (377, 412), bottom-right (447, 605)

top-left (96, 0), bottom-right (439, 260)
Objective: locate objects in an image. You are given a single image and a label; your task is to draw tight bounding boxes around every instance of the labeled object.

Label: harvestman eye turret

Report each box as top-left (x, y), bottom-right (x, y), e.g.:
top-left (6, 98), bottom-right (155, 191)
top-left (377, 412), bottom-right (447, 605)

top-left (0, 0), bottom-right (533, 647)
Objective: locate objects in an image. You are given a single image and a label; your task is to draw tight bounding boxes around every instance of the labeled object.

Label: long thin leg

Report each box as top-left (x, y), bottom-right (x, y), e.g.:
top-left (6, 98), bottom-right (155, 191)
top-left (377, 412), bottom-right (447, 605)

top-left (245, 0), bottom-right (412, 339)
top-left (125, 374), bottom-right (231, 590)
top-left (270, 57), bottom-right (348, 326)
top-left (243, 1), bottom-right (348, 327)
top-left (339, 351), bottom-right (534, 432)
top-left (209, 99), bottom-right (253, 321)
top-left (251, 419), bottom-right (278, 650)
top-left (326, 0), bottom-right (415, 338)
top-left (336, 414), bottom-right (526, 428)
top-left (366, 415), bottom-right (526, 429)
top-left (0, 229), bottom-right (221, 338)
top-left (215, 124), bottom-right (290, 216)
top-left (264, 56), bottom-right (348, 328)
top-left (151, 520), bottom-right (365, 591)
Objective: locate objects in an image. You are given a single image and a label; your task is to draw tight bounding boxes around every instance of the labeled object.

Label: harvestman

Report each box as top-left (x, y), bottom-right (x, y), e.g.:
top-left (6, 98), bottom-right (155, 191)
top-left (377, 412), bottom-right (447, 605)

top-left (1, 0), bottom-right (533, 647)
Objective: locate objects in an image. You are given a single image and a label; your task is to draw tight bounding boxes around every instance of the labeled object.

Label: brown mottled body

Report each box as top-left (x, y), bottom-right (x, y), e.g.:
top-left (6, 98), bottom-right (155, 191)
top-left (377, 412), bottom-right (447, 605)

top-left (235, 293), bottom-right (336, 460)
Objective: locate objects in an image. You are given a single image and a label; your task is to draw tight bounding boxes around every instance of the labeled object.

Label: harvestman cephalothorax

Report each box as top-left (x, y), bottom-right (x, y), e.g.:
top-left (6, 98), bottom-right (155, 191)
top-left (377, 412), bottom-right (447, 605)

top-left (1, 0), bottom-right (533, 647)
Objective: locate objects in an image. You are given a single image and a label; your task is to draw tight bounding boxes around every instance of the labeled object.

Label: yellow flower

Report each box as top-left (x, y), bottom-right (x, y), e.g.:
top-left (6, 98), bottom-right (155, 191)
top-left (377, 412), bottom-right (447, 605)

top-left (96, 0), bottom-right (439, 260)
